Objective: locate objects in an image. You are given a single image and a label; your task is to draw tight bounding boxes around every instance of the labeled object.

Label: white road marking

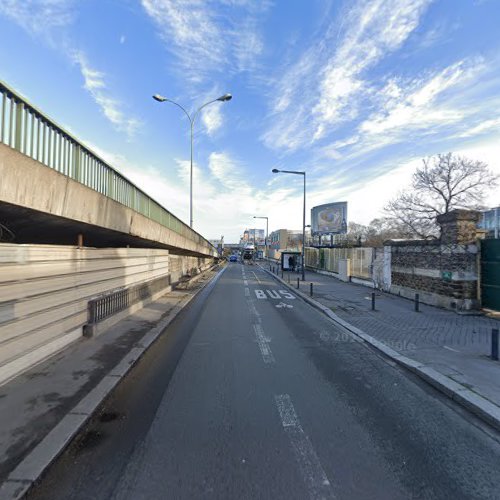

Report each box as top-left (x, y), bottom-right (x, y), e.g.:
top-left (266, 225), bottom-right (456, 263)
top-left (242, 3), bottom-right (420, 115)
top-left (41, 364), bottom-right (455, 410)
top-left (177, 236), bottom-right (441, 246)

top-left (251, 271), bottom-right (261, 284)
top-left (248, 300), bottom-right (262, 323)
top-left (443, 345), bottom-right (460, 353)
top-left (276, 302), bottom-right (293, 309)
top-left (253, 324), bottom-right (274, 363)
top-left (275, 394), bottom-right (334, 499)
top-left (254, 289), bottom-right (296, 300)
top-left (243, 280), bottom-right (248, 286)
top-left (245, 288), bottom-right (250, 297)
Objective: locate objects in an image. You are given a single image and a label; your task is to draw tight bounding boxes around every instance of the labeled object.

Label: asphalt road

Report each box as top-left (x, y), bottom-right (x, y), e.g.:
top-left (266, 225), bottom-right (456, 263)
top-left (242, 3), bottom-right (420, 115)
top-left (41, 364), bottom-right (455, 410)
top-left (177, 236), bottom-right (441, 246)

top-left (29, 263), bottom-right (500, 499)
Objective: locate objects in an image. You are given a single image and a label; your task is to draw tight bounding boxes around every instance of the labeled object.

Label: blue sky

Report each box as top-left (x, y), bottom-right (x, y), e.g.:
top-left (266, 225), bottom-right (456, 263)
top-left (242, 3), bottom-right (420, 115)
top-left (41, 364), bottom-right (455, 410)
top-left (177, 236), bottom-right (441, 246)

top-left (1, 0), bottom-right (499, 242)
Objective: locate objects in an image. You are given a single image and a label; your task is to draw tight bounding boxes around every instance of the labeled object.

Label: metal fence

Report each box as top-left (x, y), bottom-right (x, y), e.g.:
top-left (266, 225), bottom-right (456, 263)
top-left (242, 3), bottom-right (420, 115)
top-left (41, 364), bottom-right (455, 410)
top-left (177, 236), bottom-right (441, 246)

top-left (88, 275), bottom-right (171, 324)
top-left (305, 247), bottom-right (373, 279)
top-left (0, 80), bottom-right (215, 254)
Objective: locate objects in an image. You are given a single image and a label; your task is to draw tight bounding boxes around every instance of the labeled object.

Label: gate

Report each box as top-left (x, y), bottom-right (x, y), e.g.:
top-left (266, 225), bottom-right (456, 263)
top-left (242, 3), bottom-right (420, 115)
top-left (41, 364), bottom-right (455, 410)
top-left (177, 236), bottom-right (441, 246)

top-left (481, 239), bottom-right (500, 311)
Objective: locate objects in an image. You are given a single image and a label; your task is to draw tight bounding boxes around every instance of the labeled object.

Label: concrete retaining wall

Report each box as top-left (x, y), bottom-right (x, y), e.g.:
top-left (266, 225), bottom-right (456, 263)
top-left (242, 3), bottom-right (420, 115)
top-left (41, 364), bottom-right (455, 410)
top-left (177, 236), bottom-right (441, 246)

top-left (0, 244), bottom-right (175, 385)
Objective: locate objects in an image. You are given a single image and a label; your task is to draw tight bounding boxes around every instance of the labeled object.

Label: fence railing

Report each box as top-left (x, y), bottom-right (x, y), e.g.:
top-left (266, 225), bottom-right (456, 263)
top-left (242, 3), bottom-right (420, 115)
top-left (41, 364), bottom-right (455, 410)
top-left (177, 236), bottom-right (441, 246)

top-left (87, 275), bottom-right (171, 324)
top-left (305, 247), bottom-right (373, 279)
top-left (0, 80), bottom-right (215, 255)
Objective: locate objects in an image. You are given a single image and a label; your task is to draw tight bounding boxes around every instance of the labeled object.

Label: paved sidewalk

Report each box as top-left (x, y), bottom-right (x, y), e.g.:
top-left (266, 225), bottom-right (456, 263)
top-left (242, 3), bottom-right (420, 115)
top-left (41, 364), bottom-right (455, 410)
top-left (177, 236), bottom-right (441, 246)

top-left (271, 264), bottom-right (500, 408)
top-left (0, 266), bottom-right (219, 487)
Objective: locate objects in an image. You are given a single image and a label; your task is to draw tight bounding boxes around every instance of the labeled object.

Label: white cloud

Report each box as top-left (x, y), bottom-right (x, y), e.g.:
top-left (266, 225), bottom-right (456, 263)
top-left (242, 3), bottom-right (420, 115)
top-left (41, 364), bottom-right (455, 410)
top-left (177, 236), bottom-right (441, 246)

top-left (0, 0), bottom-right (74, 39)
top-left (359, 61), bottom-right (474, 136)
top-left (119, 35), bottom-right (126, 44)
top-left (73, 52), bottom-right (142, 139)
top-left (457, 118), bottom-right (500, 138)
top-left (0, 2), bottom-right (140, 139)
top-left (201, 105), bottom-right (223, 136)
top-left (263, 0), bottom-right (433, 151)
top-left (140, 0), bottom-right (268, 83)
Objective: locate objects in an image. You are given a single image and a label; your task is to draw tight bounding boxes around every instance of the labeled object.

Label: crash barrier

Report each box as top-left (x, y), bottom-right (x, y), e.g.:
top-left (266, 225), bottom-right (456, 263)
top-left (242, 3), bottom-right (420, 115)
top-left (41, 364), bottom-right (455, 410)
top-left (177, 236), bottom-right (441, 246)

top-left (87, 275), bottom-right (171, 325)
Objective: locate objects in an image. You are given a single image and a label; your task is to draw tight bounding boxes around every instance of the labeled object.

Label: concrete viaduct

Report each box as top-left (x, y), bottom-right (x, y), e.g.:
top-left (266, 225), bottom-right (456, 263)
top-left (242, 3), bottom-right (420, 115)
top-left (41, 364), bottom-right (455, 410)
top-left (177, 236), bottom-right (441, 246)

top-left (0, 80), bottom-right (217, 385)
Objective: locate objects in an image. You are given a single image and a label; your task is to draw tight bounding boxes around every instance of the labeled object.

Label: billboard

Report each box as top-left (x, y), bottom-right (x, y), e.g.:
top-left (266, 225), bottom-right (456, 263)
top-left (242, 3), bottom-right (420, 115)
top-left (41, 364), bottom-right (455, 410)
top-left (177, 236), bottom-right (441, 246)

top-left (311, 202), bottom-right (348, 235)
top-left (249, 228), bottom-right (266, 245)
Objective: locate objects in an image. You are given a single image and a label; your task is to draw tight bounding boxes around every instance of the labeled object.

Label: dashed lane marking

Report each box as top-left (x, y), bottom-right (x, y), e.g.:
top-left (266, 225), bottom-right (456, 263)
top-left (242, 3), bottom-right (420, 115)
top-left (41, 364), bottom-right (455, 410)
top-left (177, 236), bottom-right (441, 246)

top-left (253, 324), bottom-right (274, 364)
top-left (275, 394), bottom-right (334, 499)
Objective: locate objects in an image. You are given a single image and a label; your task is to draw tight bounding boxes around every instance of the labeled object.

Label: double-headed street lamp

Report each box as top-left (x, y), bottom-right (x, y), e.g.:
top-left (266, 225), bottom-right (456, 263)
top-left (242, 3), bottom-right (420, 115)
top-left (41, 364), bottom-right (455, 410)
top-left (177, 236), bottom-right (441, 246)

top-left (272, 168), bottom-right (306, 281)
top-left (152, 92), bottom-right (232, 229)
top-left (253, 216), bottom-right (269, 258)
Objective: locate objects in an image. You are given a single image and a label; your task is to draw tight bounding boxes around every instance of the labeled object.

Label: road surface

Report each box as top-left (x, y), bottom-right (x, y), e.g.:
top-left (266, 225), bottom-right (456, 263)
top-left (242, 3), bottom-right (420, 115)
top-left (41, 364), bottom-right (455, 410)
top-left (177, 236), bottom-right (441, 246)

top-left (30, 263), bottom-right (500, 499)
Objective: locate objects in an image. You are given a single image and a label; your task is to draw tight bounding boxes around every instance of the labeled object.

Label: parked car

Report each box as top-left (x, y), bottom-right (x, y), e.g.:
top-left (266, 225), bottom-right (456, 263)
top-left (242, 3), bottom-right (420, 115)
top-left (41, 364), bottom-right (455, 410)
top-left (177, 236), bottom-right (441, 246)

top-left (229, 255), bottom-right (238, 262)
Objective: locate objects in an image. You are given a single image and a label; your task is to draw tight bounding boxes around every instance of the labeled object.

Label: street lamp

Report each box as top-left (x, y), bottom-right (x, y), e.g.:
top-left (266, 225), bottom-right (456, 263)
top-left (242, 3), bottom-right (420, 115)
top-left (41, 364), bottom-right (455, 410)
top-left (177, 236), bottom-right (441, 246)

top-left (272, 168), bottom-right (306, 281)
top-left (153, 92), bottom-right (232, 228)
top-left (253, 216), bottom-right (269, 259)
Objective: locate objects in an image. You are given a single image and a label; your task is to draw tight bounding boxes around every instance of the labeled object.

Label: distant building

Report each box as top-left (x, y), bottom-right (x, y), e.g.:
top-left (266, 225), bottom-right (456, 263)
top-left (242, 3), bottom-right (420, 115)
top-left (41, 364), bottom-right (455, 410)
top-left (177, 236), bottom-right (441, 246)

top-left (268, 229), bottom-right (304, 260)
top-left (479, 207), bottom-right (500, 238)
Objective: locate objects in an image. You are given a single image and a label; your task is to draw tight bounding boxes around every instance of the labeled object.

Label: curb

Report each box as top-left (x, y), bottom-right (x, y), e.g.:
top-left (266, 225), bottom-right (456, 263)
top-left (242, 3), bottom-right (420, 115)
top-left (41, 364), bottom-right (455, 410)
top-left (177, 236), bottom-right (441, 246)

top-left (0, 265), bottom-right (227, 500)
top-left (261, 266), bottom-right (500, 433)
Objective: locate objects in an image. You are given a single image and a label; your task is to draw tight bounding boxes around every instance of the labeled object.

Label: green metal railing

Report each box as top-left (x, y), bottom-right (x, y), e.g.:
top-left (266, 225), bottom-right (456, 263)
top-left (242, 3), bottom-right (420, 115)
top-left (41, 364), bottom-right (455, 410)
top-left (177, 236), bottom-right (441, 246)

top-left (0, 80), bottom-right (216, 255)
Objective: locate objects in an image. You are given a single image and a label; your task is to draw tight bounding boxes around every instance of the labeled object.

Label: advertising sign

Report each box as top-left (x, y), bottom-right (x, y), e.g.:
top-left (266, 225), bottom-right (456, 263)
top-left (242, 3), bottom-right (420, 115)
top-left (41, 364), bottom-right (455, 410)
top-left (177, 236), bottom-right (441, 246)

top-left (249, 228), bottom-right (266, 245)
top-left (311, 202), bottom-right (348, 235)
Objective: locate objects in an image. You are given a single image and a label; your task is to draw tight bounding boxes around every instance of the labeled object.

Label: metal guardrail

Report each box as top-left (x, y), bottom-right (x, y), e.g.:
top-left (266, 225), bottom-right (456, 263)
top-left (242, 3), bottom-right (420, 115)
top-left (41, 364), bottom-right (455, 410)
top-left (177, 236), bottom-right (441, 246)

top-left (0, 80), bottom-right (216, 255)
top-left (88, 275), bottom-right (171, 324)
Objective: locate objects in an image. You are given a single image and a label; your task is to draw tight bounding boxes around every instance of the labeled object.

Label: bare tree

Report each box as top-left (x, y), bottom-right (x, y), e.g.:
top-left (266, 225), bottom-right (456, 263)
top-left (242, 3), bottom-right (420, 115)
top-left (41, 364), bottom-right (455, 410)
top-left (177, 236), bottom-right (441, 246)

top-left (385, 153), bottom-right (498, 238)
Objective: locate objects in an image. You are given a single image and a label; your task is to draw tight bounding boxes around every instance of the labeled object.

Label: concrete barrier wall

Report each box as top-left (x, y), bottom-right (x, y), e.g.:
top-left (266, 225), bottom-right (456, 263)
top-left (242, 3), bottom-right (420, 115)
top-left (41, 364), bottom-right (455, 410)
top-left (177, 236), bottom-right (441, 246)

top-left (0, 244), bottom-right (172, 385)
top-left (169, 255), bottom-right (213, 284)
top-left (0, 143), bottom-right (217, 257)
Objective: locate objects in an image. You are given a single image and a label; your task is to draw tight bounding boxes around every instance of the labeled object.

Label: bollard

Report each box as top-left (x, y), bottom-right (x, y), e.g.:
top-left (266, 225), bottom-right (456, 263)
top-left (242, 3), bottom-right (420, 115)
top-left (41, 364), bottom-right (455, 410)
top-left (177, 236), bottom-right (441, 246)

top-left (287, 273), bottom-right (290, 284)
top-left (281, 269), bottom-right (284, 279)
top-left (492, 329), bottom-right (499, 361)
top-left (371, 292), bottom-right (376, 311)
top-left (310, 283), bottom-right (313, 297)
top-left (415, 293), bottom-right (420, 312)
top-left (297, 278), bottom-right (300, 289)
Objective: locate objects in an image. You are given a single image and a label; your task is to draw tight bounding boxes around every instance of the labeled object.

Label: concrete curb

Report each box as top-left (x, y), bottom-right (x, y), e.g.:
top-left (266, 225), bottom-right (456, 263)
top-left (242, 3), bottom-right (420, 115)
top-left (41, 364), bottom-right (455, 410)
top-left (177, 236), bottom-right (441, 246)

top-left (0, 264), bottom-right (226, 500)
top-left (261, 266), bottom-right (500, 433)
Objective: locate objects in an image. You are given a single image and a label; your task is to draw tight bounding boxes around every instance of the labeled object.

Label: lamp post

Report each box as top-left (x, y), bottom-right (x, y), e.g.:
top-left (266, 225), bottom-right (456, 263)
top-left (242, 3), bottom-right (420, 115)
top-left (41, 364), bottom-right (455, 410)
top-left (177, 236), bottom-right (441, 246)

top-left (253, 216), bottom-right (268, 259)
top-left (272, 168), bottom-right (306, 281)
top-left (153, 92), bottom-right (232, 228)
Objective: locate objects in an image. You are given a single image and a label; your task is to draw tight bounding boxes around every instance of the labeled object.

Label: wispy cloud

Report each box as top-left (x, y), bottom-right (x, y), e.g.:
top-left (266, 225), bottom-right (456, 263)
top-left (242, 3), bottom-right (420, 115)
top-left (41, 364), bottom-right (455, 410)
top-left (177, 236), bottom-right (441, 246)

top-left (201, 105), bottom-right (223, 136)
top-left (140, 0), bottom-right (269, 83)
top-left (0, 0), bottom-right (74, 40)
top-left (73, 52), bottom-right (142, 139)
top-left (263, 0), bottom-right (433, 151)
top-left (0, 1), bottom-right (141, 138)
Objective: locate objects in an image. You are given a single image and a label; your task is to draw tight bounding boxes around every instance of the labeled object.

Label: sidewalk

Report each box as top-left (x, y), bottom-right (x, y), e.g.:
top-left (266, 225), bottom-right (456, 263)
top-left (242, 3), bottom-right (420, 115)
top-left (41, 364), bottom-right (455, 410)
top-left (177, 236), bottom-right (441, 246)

top-left (271, 265), bottom-right (500, 410)
top-left (0, 265), bottom-right (220, 494)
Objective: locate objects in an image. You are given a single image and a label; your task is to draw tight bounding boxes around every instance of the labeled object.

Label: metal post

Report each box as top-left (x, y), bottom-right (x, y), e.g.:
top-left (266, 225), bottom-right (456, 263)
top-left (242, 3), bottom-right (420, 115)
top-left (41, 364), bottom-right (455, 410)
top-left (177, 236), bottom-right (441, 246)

top-left (190, 118), bottom-right (193, 228)
top-left (281, 269), bottom-right (283, 279)
top-left (310, 283), bottom-right (313, 297)
top-left (288, 273), bottom-right (290, 284)
top-left (266, 217), bottom-right (269, 259)
top-left (302, 172), bottom-right (306, 281)
top-left (371, 292), bottom-right (376, 311)
top-left (14, 100), bottom-right (23, 151)
top-left (492, 329), bottom-right (499, 361)
top-left (297, 278), bottom-right (300, 289)
top-left (415, 293), bottom-right (420, 312)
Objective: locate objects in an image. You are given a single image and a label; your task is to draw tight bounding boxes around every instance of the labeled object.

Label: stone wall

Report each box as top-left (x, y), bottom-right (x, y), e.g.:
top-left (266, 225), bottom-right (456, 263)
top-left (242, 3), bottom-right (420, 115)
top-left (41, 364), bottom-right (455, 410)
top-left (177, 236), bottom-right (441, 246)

top-left (388, 210), bottom-right (481, 312)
